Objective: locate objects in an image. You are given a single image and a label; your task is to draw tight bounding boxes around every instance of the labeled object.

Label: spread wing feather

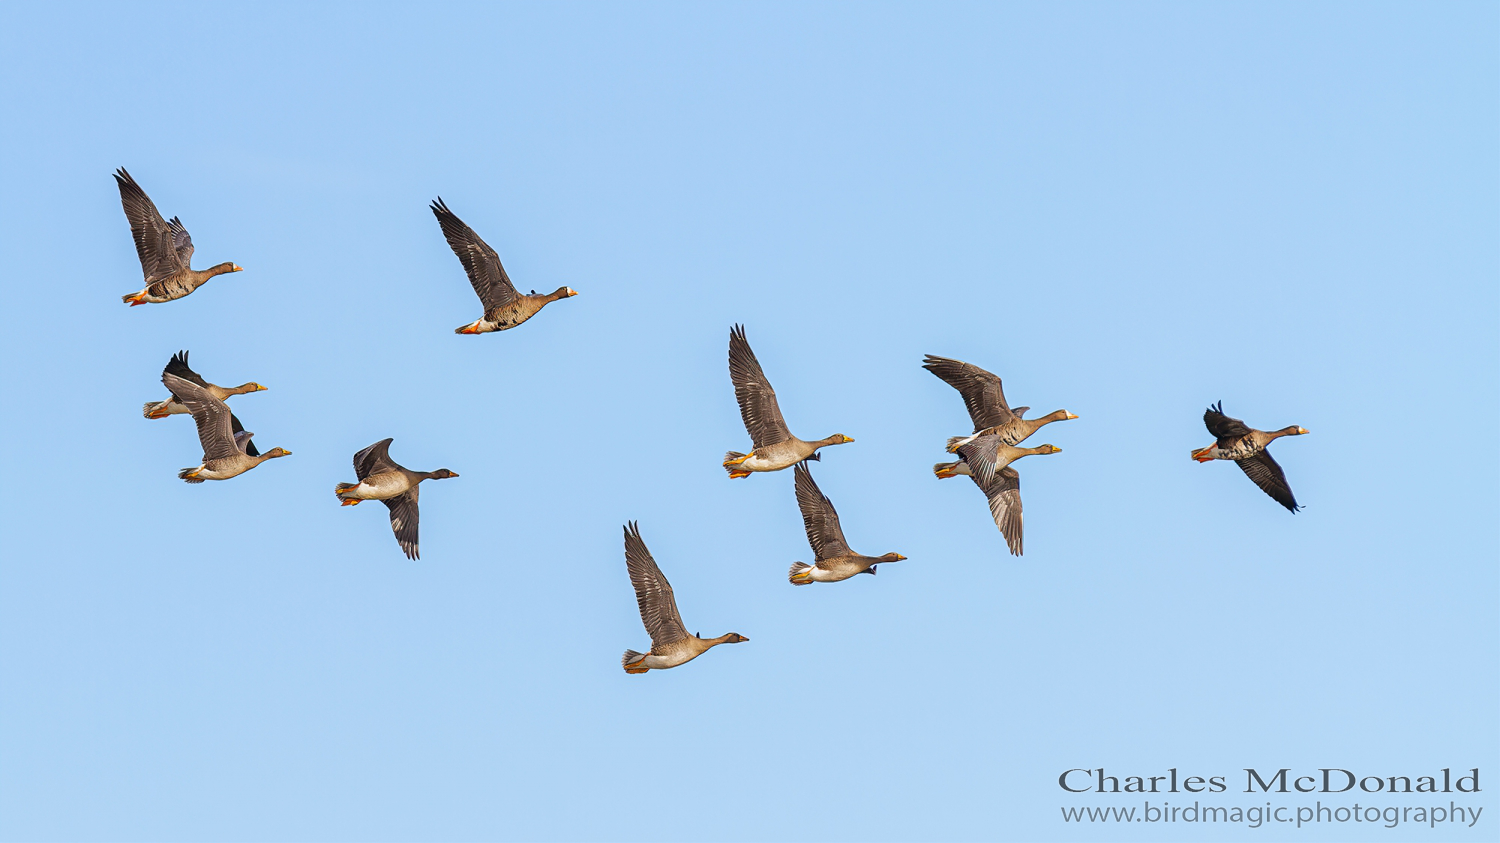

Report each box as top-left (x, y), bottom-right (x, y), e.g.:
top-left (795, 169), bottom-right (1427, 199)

top-left (163, 350), bottom-right (210, 388)
top-left (728, 324), bottom-right (792, 448)
top-left (384, 488), bottom-right (421, 559)
top-left (1235, 451), bottom-right (1301, 512)
top-left (922, 355), bottom-right (1016, 431)
top-left (793, 462), bottom-right (852, 561)
top-left (230, 413), bottom-right (259, 457)
top-left (162, 370), bottom-right (238, 462)
top-left (955, 434), bottom-right (1004, 487)
top-left (430, 198), bottom-right (517, 312)
top-left (1204, 401), bottom-right (1252, 445)
top-left (353, 438), bottom-right (400, 480)
top-left (975, 466), bottom-right (1023, 556)
top-left (114, 168), bottom-right (185, 282)
top-left (623, 522), bottom-right (690, 647)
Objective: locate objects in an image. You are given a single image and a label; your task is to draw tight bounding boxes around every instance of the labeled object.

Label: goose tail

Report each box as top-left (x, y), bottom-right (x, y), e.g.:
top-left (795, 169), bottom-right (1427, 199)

top-left (622, 650), bottom-right (649, 673)
top-left (789, 561), bottom-right (815, 586)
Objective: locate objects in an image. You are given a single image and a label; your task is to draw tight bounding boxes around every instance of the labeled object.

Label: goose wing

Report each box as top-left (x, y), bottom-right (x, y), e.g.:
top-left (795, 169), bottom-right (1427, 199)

top-left (793, 462), bottom-right (852, 561)
top-left (728, 324), bottom-right (792, 448)
top-left (955, 434), bottom-right (1004, 487)
top-left (1204, 401), bottom-right (1252, 446)
top-left (383, 488), bottom-right (421, 559)
top-left (623, 522), bottom-right (690, 647)
top-left (167, 216), bottom-right (194, 267)
top-left (163, 350), bottom-right (210, 389)
top-left (1235, 451), bottom-right (1301, 512)
top-left (430, 198), bottom-right (518, 311)
top-left (162, 369), bottom-right (238, 462)
top-left (974, 466), bottom-right (1023, 556)
top-left (230, 413), bottom-right (259, 457)
top-left (352, 438), bottom-right (401, 481)
top-left (114, 168), bottom-right (184, 282)
top-left (922, 355), bottom-right (1016, 431)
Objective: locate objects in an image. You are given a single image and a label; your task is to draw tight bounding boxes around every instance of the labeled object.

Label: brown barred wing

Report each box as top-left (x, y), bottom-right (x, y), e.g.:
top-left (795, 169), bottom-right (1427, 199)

top-left (728, 324), bottom-right (792, 449)
top-left (922, 355), bottom-right (1016, 431)
top-left (1235, 451), bottom-right (1301, 513)
top-left (1203, 401), bottom-right (1253, 447)
top-left (114, 168), bottom-right (184, 283)
top-left (623, 522), bottom-right (690, 647)
top-left (430, 198), bottom-right (518, 312)
top-left (383, 488), bottom-right (421, 559)
top-left (793, 461), bottom-right (852, 562)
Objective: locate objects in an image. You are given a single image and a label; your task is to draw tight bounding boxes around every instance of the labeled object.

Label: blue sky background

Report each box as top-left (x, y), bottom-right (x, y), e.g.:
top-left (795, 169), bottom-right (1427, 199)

top-left (1, 3), bottom-right (1495, 841)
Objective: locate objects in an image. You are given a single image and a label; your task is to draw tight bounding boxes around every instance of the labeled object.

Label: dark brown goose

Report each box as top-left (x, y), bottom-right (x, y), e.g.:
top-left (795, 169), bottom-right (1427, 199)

top-left (723, 324), bottom-right (852, 477)
top-left (115, 168), bottom-right (242, 305)
top-left (429, 198), bottom-right (576, 334)
top-left (1192, 401), bottom-right (1308, 512)
top-left (161, 355), bottom-right (288, 482)
top-left (788, 462), bottom-right (905, 585)
top-left (620, 522), bottom-right (747, 673)
top-left (143, 352), bottom-right (266, 452)
top-left (335, 438), bottom-right (458, 559)
top-left (933, 459), bottom-right (1026, 556)
top-left (922, 355), bottom-right (1077, 453)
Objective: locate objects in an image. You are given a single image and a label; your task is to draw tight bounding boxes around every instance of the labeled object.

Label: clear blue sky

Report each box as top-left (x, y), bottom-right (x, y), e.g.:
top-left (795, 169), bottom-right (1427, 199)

top-left (1, 3), bottom-right (1495, 841)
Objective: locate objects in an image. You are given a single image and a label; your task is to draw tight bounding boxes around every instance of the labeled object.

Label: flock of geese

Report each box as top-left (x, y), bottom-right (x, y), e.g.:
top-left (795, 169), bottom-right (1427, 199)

top-left (115, 167), bottom-right (1311, 675)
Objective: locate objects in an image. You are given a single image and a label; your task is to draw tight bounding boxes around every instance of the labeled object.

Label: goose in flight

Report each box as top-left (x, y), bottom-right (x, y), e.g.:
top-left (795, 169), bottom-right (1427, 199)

top-left (115, 168), bottom-right (242, 305)
top-left (430, 198), bottom-right (576, 334)
top-left (723, 324), bottom-right (852, 477)
top-left (621, 522), bottom-right (747, 673)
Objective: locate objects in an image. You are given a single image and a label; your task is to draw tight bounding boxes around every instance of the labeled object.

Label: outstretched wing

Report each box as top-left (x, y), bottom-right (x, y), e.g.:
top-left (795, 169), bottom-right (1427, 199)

top-left (163, 350), bottom-right (210, 388)
top-left (793, 462), bottom-right (852, 561)
top-left (162, 368), bottom-right (238, 462)
top-left (1204, 401), bottom-right (1252, 446)
top-left (1235, 451), bottom-right (1301, 513)
top-left (430, 198), bottom-right (518, 312)
top-left (352, 438), bottom-right (401, 480)
top-left (114, 168), bottom-right (184, 282)
top-left (973, 466), bottom-right (1023, 556)
top-left (383, 488), bottom-right (421, 559)
top-left (922, 355), bottom-right (1016, 431)
top-left (230, 413), bottom-right (260, 457)
top-left (728, 324), bottom-right (793, 448)
top-left (955, 434), bottom-right (1004, 487)
top-left (623, 522), bottom-right (690, 647)
top-left (167, 216), bottom-right (194, 267)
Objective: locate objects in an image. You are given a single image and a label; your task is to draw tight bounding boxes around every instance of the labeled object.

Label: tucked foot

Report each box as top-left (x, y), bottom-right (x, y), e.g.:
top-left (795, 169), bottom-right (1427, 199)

top-left (340, 498), bottom-right (361, 506)
top-left (723, 454), bottom-right (751, 466)
top-left (728, 470), bottom-right (751, 479)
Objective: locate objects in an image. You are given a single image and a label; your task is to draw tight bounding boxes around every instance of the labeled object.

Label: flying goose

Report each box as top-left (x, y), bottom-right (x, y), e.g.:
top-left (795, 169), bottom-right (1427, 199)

top-left (788, 462), bottom-right (905, 585)
top-left (429, 198), bottom-right (576, 334)
top-left (723, 324), bottom-right (852, 477)
top-left (161, 354), bottom-right (288, 482)
top-left (115, 168), bottom-right (242, 305)
top-left (335, 438), bottom-right (458, 559)
top-left (921, 355), bottom-right (1076, 452)
top-left (1192, 401), bottom-right (1308, 512)
top-left (621, 522), bottom-right (747, 673)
